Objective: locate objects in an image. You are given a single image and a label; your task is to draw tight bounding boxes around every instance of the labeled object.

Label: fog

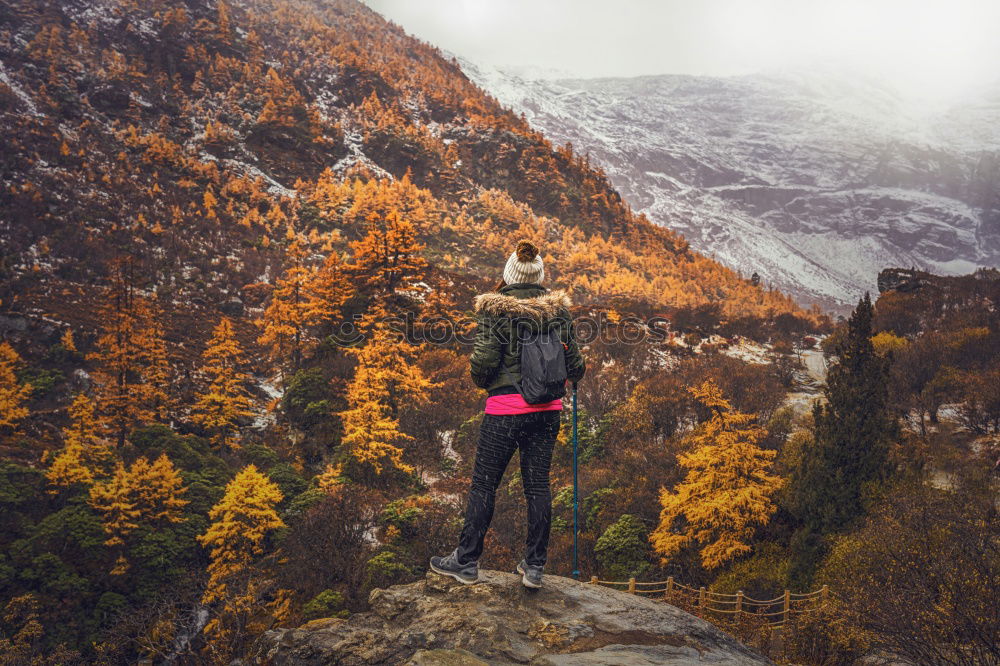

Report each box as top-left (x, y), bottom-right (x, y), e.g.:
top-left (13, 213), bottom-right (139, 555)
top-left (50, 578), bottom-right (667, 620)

top-left (362, 0), bottom-right (1000, 103)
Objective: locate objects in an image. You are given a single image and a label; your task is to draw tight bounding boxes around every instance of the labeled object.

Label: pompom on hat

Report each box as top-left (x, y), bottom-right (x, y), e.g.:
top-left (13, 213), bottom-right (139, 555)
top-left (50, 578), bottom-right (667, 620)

top-left (502, 240), bottom-right (544, 285)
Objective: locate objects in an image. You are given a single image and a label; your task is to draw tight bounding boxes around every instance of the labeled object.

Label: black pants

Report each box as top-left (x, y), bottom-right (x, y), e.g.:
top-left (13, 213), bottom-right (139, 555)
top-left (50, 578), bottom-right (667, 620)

top-left (455, 411), bottom-right (561, 567)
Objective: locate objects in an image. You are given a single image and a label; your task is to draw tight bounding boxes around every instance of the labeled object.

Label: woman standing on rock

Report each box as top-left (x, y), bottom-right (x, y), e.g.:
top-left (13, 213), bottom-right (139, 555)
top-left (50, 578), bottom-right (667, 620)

top-left (430, 240), bottom-right (586, 588)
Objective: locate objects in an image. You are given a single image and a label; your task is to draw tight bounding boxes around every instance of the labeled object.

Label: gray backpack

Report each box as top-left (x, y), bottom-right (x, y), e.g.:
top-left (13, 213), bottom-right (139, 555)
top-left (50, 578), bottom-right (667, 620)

top-left (514, 318), bottom-right (568, 404)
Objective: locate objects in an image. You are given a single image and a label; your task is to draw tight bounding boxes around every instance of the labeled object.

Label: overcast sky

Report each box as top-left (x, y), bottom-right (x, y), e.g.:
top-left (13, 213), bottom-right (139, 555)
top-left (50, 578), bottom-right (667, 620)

top-left (361, 0), bottom-right (1000, 102)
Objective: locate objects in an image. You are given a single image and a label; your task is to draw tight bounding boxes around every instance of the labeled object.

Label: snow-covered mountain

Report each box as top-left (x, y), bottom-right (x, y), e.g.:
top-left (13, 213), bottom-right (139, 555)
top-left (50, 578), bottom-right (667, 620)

top-left (461, 61), bottom-right (1000, 310)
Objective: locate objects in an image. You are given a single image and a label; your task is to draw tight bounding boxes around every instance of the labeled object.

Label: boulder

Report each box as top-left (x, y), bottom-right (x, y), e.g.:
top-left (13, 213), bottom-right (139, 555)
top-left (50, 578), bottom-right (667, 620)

top-left (0, 314), bottom-right (28, 333)
top-left (219, 296), bottom-right (245, 317)
top-left (260, 570), bottom-right (771, 665)
top-left (88, 82), bottom-right (131, 113)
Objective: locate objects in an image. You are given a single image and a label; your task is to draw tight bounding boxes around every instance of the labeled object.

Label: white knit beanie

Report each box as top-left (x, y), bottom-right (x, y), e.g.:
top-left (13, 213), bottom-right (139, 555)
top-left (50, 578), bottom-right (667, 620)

top-left (503, 240), bottom-right (544, 285)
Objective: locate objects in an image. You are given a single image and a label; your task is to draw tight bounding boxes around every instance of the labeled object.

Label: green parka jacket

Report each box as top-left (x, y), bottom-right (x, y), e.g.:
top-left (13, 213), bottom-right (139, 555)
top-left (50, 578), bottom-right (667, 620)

top-left (469, 283), bottom-right (586, 394)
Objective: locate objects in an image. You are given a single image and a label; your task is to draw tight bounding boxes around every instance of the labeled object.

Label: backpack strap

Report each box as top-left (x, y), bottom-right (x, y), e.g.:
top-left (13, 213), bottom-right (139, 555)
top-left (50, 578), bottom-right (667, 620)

top-left (493, 316), bottom-right (522, 387)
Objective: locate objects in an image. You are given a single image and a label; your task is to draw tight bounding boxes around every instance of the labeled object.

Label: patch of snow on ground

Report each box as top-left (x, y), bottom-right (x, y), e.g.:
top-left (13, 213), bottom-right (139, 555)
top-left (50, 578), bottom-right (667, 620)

top-left (220, 159), bottom-right (297, 197)
top-left (331, 129), bottom-right (393, 179)
top-left (722, 338), bottom-right (771, 365)
top-left (253, 377), bottom-right (284, 430)
top-left (0, 61), bottom-right (41, 116)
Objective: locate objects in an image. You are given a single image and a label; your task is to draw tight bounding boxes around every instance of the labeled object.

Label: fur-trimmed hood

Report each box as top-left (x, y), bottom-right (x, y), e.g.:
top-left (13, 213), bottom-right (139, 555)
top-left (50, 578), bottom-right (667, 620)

top-left (474, 289), bottom-right (572, 321)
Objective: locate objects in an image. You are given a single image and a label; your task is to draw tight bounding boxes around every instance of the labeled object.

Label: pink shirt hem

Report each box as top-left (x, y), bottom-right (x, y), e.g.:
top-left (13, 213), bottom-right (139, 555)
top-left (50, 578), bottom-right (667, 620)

top-left (484, 393), bottom-right (564, 415)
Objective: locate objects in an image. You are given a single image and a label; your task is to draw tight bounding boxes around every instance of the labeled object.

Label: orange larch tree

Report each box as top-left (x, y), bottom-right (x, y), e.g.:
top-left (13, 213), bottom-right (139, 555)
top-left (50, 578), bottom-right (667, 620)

top-left (192, 317), bottom-right (255, 449)
top-left (258, 226), bottom-right (353, 375)
top-left (139, 302), bottom-right (176, 423)
top-left (350, 210), bottom-right (427, 301)
top-left (88, 453), bottom-right (188, 573)
top-left (338, 317), bottom-right (432, 483)
top-left (304, 250), bottom-right (353, 333)
top-left (257, 228), bottom-right (313, 374)
top-left (88, 259), bottom-right (153, 447)
top-left (0, 341), bottom-right (31, 433)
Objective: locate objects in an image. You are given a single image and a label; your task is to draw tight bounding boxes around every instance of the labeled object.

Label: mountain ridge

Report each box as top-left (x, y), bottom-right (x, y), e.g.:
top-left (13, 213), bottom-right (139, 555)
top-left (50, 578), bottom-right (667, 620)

top-left (460, 59), bottom-right (1000, 311)
top-left (1, 0), bottom-right (814, 340)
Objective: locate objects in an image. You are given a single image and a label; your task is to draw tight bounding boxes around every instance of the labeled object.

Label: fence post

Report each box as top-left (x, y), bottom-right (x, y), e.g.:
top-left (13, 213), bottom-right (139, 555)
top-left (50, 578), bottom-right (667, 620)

top-left (665, 576), bottom-right (674, 600)
top-left (628, 577), bottom-right (636, 594)
top-left (736, 590), bottom-right (743, 617)
top-left (698, 586), bottom-right (706, 617)
top-left (783, 589), bottom-right (791, 626)
top-left (590, 576), bottom-right (598, 585)
top-left (820, 584), bottom-right (829, 607)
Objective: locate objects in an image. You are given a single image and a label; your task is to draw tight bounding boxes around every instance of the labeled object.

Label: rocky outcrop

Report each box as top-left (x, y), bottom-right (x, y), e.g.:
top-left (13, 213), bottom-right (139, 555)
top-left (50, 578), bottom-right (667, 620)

top-left (877, 267), bottom-right (937, 293)
top-left (260, 570), bottom-right (771, 665)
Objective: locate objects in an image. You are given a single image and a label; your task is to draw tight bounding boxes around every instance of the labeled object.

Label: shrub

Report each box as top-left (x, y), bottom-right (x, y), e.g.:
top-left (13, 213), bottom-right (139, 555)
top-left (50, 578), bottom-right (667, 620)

top-left (710, 543), bottom-right (789, 601)
top-left (281, 368), bottom-right (330, 430)
top-left (16, 367), bottom-right (64, 397)
top-left (594, 514), bottom-right (650, 580)
top-left (364, 550), bottom-right (412, 589)
top-left (267, 463), bottom-right (308, 505)
top-left (817, 481), bottom-right (1000, 666)
top-left (302, 589), bottom-right (348, 620)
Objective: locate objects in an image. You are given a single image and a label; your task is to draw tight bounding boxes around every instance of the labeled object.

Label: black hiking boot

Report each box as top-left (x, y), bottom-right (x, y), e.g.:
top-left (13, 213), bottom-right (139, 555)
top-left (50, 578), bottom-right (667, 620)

top-left (516, 560), bottom-right (543, 589)
top-left (429, 549), bottom-right (479, 584)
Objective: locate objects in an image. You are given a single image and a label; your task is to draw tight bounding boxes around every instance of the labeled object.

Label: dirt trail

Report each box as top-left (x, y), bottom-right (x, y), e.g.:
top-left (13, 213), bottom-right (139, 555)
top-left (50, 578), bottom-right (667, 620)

top-left (783, 347), bottom-right (827, 415)
top-left (800, 348), bottom-right (828, 385)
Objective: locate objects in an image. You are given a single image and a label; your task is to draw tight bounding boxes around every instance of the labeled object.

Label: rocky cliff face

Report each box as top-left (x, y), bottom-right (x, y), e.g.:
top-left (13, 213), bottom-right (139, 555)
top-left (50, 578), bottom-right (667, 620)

top-left (462, 62), bottom-right (1000, 311)
top-left (260, 570), bottom-right (771, 665)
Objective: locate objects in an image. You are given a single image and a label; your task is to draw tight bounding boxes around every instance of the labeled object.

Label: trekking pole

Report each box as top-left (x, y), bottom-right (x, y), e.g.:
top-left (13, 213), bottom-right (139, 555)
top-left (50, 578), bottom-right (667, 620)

top-left (572, 381), bottom-right (580, 579)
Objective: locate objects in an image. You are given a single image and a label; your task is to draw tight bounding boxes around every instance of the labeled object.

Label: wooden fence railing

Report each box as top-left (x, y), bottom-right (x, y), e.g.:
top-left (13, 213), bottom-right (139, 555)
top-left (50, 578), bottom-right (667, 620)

top-left (589, 576), bottom-right (829, 629)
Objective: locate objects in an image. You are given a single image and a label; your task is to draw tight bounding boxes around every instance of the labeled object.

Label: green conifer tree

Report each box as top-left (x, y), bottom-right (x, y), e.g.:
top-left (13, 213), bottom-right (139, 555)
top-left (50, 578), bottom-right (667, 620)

top-left (788, 292), bottom-right (896, 583)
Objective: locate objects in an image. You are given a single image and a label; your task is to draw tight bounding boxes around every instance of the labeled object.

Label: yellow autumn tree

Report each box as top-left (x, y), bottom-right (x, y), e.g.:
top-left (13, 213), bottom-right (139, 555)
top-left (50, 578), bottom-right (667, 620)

top-left (130, 453), bottom-right (189, 523)
top-left (89, 454), bottom-right (188, 572)
top-left (339, 317), bottom-right (432, 481)
top-left (203, 187), bottom-right (218, 219)
top-left (88, 462), bottom-right (140, 548)
top-left (255, 68), bottom-right (307, 131)
top-left (60, 328), bottom-right (77, 353)
top-left (198, 465), bottom-right (287, 663)
top-left (46, 393), bottom-right (113, 490)
top-left (340, 395), bottom-right (411, 480)
top-left (871, 330), bottom-right (908, 357)
top-left (315, 463), bottom-right (344, 493)
top-left (192, 317), bottom-right (255, 449)
top-left (0, 593), bottom-right (80, 665)
top-left (0, 341), bottom-right (31, 432)
top-left (650, 380), bottom-right (784, 569)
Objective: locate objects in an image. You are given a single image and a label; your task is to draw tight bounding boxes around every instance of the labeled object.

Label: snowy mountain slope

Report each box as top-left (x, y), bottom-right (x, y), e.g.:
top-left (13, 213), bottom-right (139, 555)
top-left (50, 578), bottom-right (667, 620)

top-left (462, 61), bottom-right (1000, 310)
